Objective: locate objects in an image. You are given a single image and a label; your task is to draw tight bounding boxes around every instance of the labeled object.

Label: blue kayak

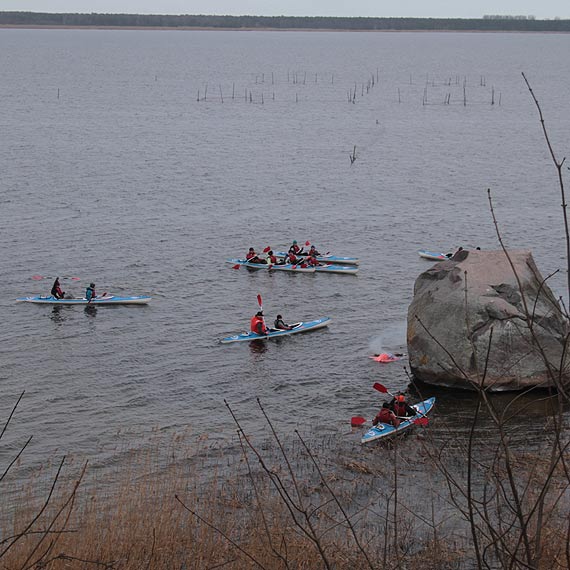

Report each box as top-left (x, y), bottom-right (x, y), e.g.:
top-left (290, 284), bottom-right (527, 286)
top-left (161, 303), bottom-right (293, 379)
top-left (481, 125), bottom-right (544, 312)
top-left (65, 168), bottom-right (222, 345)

top-left (314, 264), bottom-right (358, 275)
top-left (221, 317), bottom-right (331, 343)
top-left (360, 397), bottom-right (435, 444)
top-left (274, 251), bottom-right (359, 266)
top-left (16, 294), bottom-right (151, 305)
top-left (226, 259), bottom-right (315, 273)
top-left (418, 250), bottom-right (450, 261)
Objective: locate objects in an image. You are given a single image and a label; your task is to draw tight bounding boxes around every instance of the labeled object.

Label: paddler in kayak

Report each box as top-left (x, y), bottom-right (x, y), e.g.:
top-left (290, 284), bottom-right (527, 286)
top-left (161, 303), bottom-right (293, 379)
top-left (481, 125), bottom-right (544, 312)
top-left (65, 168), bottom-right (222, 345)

top-left (86, 283), bottom-right (96, 303)
top-left (274, 314), bottom-right (293, 330)
top-left (372, 403), bottom-right (400, 428)
top-left (308, 244), bottom-right (321, 256)
top-left (389, 394), bottom-right (417, 418)
top-left (266, 250), bottom-right (280, 265)
top-left (246, 248), bottom-right (264, 264)
top-left (250, 311), bottom-right (268, 335)
top-left (288, 240), bottom-right (306, 256)
top-left (50, 277), bottom-right (65, 300)
top-left (284, 250), bottom-right (305, 266)
top-left (306, 253), bottom-right (321, 267)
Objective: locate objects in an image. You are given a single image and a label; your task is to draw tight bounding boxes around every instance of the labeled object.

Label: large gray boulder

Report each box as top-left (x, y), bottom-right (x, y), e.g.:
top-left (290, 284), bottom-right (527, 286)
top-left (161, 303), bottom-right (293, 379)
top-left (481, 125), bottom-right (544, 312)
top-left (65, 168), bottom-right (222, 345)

top-left (407, 249), bottom-right (569, 391)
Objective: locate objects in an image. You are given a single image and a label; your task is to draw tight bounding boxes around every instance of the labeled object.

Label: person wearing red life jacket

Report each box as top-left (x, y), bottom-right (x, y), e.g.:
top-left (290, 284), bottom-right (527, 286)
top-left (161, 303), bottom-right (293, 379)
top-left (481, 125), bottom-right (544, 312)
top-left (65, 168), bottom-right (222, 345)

top-left (373, 403), bottom-right (400, 428)
top-left (289, 240), bottom-right (301, 255)
top-left (308, 244), bottom-right (321, 257)
top-left (285, 251), bottom-right (298, 264)
top-left (246, 247), bottom-right (264, 264)
top-left (266, 250), bottom-right (278, 265)
top-left (390, 394), bottom-right (417, 418)
top-left (250, 311), bottom-right (268, 335)
top-left (50, 277), bottom-right (65, 299)
top-left (306, 254), bottom-right (320, 267)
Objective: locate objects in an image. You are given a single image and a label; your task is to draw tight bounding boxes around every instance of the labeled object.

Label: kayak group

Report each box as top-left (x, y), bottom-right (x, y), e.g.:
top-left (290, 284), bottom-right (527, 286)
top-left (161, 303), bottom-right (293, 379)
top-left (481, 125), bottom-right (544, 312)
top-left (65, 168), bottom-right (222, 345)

top-left (246, 240), bottom-right (323, 267)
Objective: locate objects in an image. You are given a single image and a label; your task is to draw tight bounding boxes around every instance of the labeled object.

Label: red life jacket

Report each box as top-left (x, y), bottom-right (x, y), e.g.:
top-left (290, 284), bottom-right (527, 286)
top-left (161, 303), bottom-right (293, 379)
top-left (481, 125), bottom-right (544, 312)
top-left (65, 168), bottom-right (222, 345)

top-left (268, 255), bottom-right (277, 264)
top-left (250, 316), bottom-right (267, 334)
top-left (246, 251), bottom-right (256, 260)
top-left (393, 402), bottom-right (407, 417)
top-left (288, 253), bottom-right (297, 263)
top-left (292, 245), bottom-right (300, 253)
top-left (374, 408), bottom-right (399, 427)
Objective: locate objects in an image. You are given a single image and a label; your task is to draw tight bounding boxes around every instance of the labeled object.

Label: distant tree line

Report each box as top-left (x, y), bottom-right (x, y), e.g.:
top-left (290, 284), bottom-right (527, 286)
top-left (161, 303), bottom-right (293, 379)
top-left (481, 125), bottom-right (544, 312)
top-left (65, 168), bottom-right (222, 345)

top-left (483, 14), bottom-right (536, 20)
top-left (1, 12), bottom-right (569, 32)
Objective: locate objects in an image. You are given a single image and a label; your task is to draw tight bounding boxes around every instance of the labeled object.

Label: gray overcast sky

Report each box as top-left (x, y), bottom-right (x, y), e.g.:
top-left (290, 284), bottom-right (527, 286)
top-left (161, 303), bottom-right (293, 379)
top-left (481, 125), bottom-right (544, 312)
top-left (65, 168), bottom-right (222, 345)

top-left (1, 1), bottom-right (568, 19)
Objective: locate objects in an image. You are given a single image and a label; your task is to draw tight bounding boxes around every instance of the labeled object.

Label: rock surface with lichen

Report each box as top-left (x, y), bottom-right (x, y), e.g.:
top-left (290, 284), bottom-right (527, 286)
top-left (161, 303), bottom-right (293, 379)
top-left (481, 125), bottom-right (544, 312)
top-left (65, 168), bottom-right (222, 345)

top-left (407, 249), bottom-right (569, 391)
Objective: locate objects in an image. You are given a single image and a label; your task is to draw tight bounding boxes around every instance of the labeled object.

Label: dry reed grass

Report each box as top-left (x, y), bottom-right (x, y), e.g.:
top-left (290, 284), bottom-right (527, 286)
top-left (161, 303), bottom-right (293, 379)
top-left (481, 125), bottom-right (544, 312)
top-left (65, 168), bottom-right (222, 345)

top-left (1, 417), bottom-right (569, 570)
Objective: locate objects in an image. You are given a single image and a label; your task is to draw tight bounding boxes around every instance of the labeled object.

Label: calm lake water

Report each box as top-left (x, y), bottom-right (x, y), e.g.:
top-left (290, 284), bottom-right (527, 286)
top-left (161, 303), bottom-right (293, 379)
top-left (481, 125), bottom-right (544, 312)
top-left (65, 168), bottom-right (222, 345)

top-left (1, 29), bottom-right (569, 476)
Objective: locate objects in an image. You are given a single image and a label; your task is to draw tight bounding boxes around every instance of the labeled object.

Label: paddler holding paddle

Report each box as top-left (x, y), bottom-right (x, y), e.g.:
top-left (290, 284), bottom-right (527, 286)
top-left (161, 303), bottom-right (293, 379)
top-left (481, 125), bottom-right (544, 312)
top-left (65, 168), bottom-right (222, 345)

top-left (373, 403), bottom-right (400, 428)
top-left (250, 311), bottom-right (268, 336)
top-left (389, 394), bottom-right (417, 418)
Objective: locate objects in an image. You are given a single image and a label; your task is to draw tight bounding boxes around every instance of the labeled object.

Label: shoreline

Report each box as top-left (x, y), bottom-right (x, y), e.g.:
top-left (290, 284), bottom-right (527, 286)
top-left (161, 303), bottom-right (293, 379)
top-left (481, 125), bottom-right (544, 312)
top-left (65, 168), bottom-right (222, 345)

top-left (1, 25), bottom-right (569, 33)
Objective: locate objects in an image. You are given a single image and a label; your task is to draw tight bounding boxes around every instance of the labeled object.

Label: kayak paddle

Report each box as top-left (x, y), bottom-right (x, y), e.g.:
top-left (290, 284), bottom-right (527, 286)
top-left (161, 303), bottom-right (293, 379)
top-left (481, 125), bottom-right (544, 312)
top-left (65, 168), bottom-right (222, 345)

top-left (351, 416), bottom-right (367, 427)
top-left (372, 382), bottom-right (396, 398)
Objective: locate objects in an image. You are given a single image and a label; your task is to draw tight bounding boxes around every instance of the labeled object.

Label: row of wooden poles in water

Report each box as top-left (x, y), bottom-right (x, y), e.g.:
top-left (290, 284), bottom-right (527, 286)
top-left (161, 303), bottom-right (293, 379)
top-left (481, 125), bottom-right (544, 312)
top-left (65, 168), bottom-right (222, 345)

top-left (196, 71), bottom-right (500, 105)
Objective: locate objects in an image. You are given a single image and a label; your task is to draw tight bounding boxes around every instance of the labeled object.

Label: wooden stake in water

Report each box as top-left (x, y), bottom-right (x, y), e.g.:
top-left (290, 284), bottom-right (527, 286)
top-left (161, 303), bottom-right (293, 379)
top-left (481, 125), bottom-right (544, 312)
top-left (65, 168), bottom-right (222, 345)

top-left (219, 85), bottom-right (223, 103)
top-left (349, 145), bottom-right (357, 165)
top-left (57, 88), bottom-right (60, 99)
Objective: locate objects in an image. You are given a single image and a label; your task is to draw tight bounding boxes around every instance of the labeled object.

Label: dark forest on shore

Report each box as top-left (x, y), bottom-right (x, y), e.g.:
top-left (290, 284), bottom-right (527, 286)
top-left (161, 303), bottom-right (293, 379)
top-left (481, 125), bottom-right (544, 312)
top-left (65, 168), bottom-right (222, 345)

top-left (1, 11), bottom-right (570, 31)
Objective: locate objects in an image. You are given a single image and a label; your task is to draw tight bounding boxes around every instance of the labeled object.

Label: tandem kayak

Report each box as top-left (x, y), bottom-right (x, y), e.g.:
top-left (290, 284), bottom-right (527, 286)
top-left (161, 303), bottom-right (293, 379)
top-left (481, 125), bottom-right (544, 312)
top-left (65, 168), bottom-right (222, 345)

top-left (16, 295), bottom-right (151, 305)
top-left (274, 252), bottom-right (360, 266)
top-left (226, 259), bottom-right (315, 273)
top-left (360, 397), bottom-right (435, 444)
top-left (221, 317), bottom-right (331, 343)
top-left (418, 250), bottom-right (450, 261)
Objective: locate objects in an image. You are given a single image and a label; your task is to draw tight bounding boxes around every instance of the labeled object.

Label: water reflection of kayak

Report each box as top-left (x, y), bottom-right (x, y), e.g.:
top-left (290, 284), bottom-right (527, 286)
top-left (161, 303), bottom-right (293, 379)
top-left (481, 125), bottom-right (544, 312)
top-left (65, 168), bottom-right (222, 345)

top-left (220, 317), bottom-right (331, 344)
top-left (360, 397), bottom-right (435, 444)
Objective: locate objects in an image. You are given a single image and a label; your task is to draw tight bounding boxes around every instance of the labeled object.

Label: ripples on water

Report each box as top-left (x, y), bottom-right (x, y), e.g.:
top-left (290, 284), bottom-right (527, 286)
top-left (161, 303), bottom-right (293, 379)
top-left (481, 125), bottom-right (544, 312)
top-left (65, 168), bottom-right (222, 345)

top-left (0, 29), bottom-right (569, 476)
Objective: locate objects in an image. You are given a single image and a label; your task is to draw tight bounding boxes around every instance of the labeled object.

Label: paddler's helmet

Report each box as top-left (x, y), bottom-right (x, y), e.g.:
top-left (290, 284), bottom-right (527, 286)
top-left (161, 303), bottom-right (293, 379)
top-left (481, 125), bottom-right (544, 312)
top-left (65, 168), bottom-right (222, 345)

top-left (293, 240), bottom-right (297, 244)
top-left (90, 283), bottom-right (95, 287)
top-left (256, 311), bottom-right (263, 317)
